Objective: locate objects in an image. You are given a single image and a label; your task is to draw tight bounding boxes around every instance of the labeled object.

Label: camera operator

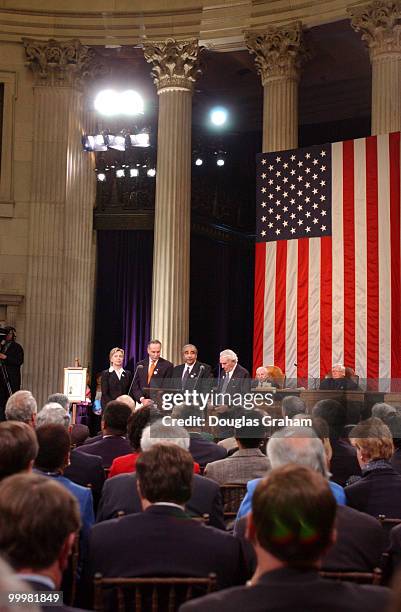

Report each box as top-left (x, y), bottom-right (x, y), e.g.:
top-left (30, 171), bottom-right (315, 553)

top-left (0, 326), bottom-right (24, 421)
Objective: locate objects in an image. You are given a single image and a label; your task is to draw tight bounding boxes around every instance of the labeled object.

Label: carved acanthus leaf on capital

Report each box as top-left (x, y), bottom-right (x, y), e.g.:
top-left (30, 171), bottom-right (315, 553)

top-left (348, 1), bottom-right (401, 57)
top-left (245, 22), bottom-right (307, 83)
top-left (142, 38), bottom-right (202, 93)
top-left (23, 38), bottom-right (107, 86)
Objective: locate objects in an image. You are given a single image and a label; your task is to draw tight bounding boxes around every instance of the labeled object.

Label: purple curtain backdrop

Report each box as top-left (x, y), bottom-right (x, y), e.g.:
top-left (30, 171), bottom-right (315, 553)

top-left (93, 230), bottom-right (153, 377)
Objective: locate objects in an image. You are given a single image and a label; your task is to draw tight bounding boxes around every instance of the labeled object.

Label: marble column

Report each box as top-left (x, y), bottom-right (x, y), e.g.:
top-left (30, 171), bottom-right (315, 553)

top-left (143, 39), bottom-right (202, 365)
top-left (23, 39), bottom-right (97, 405)
top-left (246, 22), bottom-right (306, 152)
top-left (349, 0), bottom-right (401, 135)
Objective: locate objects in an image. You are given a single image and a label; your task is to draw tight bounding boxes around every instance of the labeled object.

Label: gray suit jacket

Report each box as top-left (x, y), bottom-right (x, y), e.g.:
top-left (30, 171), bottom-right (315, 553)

top-left (204, 448), bottom-right (270, 485)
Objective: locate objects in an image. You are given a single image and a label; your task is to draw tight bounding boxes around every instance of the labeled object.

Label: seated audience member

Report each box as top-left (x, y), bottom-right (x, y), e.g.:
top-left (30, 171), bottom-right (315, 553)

top-left (36, 403), bottom-right (104, 508)
top-left (0, 556), bottom-right (41, 612)
top-left (312, 399), bottom-right (361, 486)
top-left (371, 402), bottom-right (397, 422)
top-left (281, 396), bottom-right (306, 419)
top-left (47, 393), bottom-right (90, 446)
top-left (97, 422), bottom-right (225, 530)
top-left (346, 417), bottom-right (401, 518)
top-left (236, 426), bottom-right (345, 523)
top-left (0, 473), bottom-right (81, 611)
top-left (252, 367), bottom-right (273, 388)
top-left (173, 405), bottom-right (227, 467)
top-left (108, 405), bottom-right (162, 477)
top-left (0, 421), bottom-right (38, 480)
top-left (204, 412), bottom-right (269, 485)
top-left (388, 524), bottom-right (401, 577)
top-left (88, 444), bottom-right (247, 594)
top-left (76, 400), bottom-right (132, 468)
top-left (115, 394), bottom-right (136, 411)
top-left (180, 465), bottom-right (390, 612)
top-left (34, 424), bottom-right (94, 541)
top-left (319, 363), bottom-right (360, 391)
top-left (5, 390), bottom-right (37, 426)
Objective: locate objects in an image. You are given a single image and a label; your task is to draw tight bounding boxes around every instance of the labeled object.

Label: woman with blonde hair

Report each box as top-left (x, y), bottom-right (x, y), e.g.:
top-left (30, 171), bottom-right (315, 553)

top-left (100, 347), bottom-right (132, 411)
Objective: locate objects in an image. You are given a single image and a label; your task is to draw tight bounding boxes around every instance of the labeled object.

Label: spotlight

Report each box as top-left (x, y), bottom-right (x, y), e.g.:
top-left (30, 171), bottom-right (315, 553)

top-left (116, 169), bottom-right (125, 178)
top-left (147, 168), bottom-right (156, 177)
top-left (94, 89), bottom-right (144, 117)
top-left (216, 157), bottom-right (225, 167)
top-left (129, 132), bottom-right (150, 147)
top-left (94, 90), bottom-right (119, 116)
top-left (130, 168), bottom-right (139, 177)
top-left (120, 90), bottom-right (144, 116)
top-left (97, 173), bottom-right (106, 182)
top-left (210, 107), bottom-right (228, 127)
top-left (82, 134), bottom-right (107, 152)
top-left (107, 134), bottom-right (126, 151)
top-left (195, 158), bottom-right (203, 166)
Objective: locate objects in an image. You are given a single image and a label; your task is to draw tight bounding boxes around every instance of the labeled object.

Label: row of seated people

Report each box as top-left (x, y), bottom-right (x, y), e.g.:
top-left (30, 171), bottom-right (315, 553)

top-left (2, 390), bottom-right (401, 610)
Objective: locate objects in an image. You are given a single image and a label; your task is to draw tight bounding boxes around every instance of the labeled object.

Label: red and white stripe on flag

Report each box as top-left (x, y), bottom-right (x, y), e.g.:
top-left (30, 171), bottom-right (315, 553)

top-left (253, 132), bottom-right (401, 389)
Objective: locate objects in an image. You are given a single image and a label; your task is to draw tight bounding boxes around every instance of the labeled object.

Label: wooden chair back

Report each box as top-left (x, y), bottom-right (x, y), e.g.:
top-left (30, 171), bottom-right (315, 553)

top-left (319, 568), bottom-right (382, 585)
top-left (93, 573), bottom-right (217, 612)
top-left (220, 483), bottom-right (247, 521)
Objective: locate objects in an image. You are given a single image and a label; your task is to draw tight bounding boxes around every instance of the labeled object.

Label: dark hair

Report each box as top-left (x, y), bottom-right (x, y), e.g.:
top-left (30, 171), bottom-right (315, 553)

top-left (252, 465), bottom-right (336, 566)
top-left (0, 422), bottom-right (38, 480)
top-left (103, 401), bottom-right (132, 435)
top-left (234, 409), bottom-right (267, 448)
top-left (127, 406), bottom-right (161, 450)
top-left (136, 444), bottom-right (193, 504)
top-left (312, 399), bottom-right (346, 437)
top-left (35, 424), bottom-right (70, 472)
top-left (310, 416), bottom-right (330, 442)
top-left (0, 473), bottom-right (80, 570)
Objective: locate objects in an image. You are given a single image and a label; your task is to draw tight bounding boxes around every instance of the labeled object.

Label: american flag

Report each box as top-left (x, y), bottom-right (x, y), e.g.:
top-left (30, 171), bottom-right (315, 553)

top-left (253, 132), bottom-right (401, 389)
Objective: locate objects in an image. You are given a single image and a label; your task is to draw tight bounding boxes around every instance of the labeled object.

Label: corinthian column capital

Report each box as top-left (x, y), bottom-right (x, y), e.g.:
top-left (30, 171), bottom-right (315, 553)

top-left (23, 38), bottom-right (104, 87)
top-left (349, 0), bottom-right (401, 58)
top-left (142, 38), bottom-right (202, 94)
top-left (245, 22), bottom-right (307, 84)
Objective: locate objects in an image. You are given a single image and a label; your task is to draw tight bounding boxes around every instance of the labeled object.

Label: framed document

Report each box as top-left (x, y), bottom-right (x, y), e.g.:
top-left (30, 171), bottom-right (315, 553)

top-left (63, 367), bottom-right (87, 403)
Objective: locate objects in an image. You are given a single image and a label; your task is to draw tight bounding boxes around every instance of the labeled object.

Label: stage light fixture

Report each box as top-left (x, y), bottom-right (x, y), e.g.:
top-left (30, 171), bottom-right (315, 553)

top-left (116, 169), bottom-right (125, 178)
top-left (195, 158), bottom-right (203, 166)
top-left (94, 89), bottom-right (144, 117)
top-left (107, 134), bottom-right (126, 151)
top-left (82, 134), bottom-right (108, 152)
top-left (97, 172), bottom-right (106, 182)
top-left (147, 168), bottom-right (156, 177)
top-left (130, 132), bottom-right (150, 147)
top-left (216, 157), bottom-right (225, 167)
top-left (210, 107), bottom-right (228, 127)
top-left (94, 90), bottom-right (119, 116)
top-left (130, 168), bottom-right (139, 177)
top-left (120, 90), bottom-right (144, 115)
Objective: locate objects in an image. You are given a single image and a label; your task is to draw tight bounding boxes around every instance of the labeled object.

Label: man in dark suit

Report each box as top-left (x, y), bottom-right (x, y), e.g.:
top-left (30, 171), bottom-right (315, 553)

top-left (235, 503), bottom-right (385, 575)
top-left (132, 339), bottom-right (173, 405)
top-left (180, 465), bottom-right (390, 612)
top-left (171, 344), bottom-right (212, 393)
top-left (77, 400), bottom-right (132, 468)
top-left (319, 363), bottom-right (359, 391)
top-left (216, 349), bottom-right (251, 402)
top-left (88, 444), bottom-right (246, 597)
top-left (97, 421), bottom-right (225, 529)
top-left (0, 472), bottom-right (83, 611)
top-left (0, 326), bottom-right (24, 421)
